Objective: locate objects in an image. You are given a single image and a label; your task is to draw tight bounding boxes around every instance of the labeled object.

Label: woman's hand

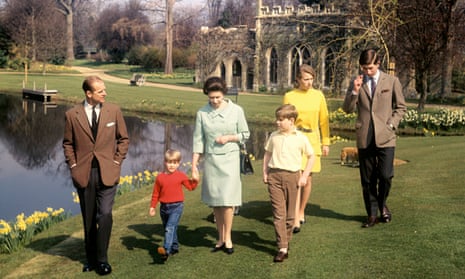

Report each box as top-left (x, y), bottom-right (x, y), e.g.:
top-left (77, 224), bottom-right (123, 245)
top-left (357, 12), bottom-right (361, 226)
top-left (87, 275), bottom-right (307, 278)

top-left (298, 175), bottom-right (308, 187)
top-left (322, 145), bottom-right (329, 156)
top-left (192, 166), bottom-right (200, 181)
top-left (149, 207), bottom-right (156, 216)
top-left (215, 135), bottom-right (237, 144)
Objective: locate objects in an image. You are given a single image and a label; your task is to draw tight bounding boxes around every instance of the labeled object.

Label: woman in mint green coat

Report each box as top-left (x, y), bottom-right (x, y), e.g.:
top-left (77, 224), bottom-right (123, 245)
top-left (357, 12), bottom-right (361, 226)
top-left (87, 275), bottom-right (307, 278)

top-left (192, 77), bottom-right (249, 254)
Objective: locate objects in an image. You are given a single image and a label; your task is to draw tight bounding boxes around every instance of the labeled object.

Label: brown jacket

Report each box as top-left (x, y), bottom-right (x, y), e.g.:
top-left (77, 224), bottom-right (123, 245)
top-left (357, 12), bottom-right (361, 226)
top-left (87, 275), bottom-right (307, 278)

top-left (63, 102), bottom-right (129, 187)
top-left (343, 71), bottom-right (406, 149)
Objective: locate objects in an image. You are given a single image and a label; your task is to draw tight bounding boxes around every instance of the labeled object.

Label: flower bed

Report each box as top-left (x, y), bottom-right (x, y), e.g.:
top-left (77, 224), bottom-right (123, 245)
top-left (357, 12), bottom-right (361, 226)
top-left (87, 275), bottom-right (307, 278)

top-left (0, 208), bottom-right (69, 253)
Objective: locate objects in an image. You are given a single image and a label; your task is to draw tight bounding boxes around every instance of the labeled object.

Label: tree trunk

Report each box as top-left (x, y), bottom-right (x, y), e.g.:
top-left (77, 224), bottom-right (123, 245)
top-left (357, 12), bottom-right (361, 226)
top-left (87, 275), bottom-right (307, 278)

top-left (440, 41), bottom-right (453, 97)
top-left (164, 0), bottom-right (174, 74)
top-left (416, 70), bottom-right (427, 111)
top-left (65, 11), bottom-right (75, 62)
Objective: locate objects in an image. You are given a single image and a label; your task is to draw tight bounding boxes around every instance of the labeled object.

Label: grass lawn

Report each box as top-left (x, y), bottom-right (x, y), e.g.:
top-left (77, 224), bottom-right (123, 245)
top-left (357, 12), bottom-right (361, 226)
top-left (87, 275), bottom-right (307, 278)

top-left (1, 136), bottom-right (464, 278)
top-left (0, 71), bottom-right (285, 125)
top-left (1, 67), bottom-right (464, 278)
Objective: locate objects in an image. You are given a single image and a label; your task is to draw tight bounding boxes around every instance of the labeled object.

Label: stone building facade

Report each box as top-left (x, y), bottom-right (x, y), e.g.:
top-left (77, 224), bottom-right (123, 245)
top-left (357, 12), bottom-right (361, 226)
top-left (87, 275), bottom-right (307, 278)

top-left (195, 1), bottom-right (351, 93)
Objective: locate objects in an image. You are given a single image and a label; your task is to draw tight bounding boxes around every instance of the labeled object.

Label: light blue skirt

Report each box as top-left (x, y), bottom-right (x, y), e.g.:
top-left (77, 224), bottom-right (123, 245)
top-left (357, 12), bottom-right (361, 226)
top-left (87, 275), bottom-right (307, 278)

top-left (201, 151), bottom-right (242, 206)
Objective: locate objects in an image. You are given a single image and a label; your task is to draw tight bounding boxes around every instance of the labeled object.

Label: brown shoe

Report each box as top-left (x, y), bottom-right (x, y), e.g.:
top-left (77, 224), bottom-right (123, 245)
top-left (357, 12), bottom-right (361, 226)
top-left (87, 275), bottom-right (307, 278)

top-left (361, 216), bottom-right (378, 228)
top-left (157, 246), bottom-right (169, 261)
top-left (273, 251), bottom-right (288, 262)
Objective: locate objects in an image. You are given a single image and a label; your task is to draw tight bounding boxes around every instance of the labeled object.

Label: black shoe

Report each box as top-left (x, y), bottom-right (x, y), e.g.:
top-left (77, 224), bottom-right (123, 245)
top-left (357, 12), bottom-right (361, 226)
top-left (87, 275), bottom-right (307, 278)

top-left (207, 212), bottom-right (216, 223)
top-left (224, 246), bottom-right (234, 255)
top-left (82, 263), bottom-right (94, 272)
top-left (211, 243), bottom-right (225, 253)
top-left (361, 216), bottom-right (378, 228)
top-left (293, 227), bottom-right (301, 234)
top-left (171, 249), bottom-right (179, 255)
top-left (96, 262), bottom-right (112, 276)
top-left (381, 206), bottom-right (392, 223)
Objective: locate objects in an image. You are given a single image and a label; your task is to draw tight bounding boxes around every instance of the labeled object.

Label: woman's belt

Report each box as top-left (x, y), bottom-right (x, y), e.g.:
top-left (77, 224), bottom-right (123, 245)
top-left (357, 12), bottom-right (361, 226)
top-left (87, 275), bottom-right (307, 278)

top-left (297, 127), bottom-right (312, 133)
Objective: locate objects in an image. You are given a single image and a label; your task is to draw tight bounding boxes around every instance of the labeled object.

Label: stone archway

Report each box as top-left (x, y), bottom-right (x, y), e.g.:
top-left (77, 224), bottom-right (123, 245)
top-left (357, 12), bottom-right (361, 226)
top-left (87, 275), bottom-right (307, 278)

top-left (221, 62), bottom-right (226, 81)
top-left (232, 59), bottom-right (242, 88)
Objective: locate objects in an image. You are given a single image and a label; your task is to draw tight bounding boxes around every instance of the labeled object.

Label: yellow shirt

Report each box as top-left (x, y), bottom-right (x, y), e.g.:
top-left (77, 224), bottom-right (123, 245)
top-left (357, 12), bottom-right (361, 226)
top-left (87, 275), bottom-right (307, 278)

top-left (283, 88), bottom-right (330, 153)
top-left (283, 88), bottom-right (330, 172)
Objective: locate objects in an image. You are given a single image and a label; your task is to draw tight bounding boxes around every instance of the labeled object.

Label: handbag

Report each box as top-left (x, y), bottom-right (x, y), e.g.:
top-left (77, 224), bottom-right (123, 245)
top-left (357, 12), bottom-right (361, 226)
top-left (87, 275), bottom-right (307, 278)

top-left (240, 142), bottom-right (254, 175)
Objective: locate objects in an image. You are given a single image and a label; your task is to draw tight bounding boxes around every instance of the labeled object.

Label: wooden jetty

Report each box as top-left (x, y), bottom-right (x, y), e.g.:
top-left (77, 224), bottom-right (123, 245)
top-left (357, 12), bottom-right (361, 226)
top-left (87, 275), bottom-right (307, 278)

top-left (22, 82), bottom-right (58, 103)
top-left (22, 88), bottom-right (58, 102)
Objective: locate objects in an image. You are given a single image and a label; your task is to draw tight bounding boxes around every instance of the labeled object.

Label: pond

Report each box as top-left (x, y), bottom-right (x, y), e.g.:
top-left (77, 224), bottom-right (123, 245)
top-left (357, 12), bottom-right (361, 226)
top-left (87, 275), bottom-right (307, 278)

top-left (0, 93), bottom-right (269, 221)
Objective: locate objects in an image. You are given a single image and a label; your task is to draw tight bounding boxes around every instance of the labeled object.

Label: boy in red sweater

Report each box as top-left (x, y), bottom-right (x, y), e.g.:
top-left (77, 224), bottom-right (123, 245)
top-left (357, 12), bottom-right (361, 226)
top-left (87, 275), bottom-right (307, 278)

top-left (149, 149), bottom-right (198, 261)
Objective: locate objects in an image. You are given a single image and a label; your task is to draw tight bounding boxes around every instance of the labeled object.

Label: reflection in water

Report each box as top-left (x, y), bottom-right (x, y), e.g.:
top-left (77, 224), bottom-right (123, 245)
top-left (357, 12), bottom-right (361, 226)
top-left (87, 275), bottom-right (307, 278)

top-left (0, 94), bottom-right (268, 221)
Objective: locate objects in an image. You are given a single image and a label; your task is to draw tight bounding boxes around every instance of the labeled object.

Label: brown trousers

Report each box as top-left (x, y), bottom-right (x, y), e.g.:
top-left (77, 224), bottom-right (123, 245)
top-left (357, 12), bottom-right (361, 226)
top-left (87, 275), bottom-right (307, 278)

top-left (267, 168), bottom-right (299, 249)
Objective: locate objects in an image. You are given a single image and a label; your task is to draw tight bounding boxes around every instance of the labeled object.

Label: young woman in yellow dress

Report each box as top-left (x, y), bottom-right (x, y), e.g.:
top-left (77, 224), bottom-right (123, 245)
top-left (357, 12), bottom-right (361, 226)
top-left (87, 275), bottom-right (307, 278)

top-left (283, 64), bottom-right (330, 233)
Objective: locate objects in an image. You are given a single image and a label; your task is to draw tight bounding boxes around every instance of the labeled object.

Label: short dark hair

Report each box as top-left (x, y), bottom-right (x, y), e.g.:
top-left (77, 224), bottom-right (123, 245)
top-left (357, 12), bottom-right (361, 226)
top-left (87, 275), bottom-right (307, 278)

top-left (203, 76), bottom-right (227, 95)
top-left (82, 76), bottom-right (103, 93)
top-left (359, 49), bottom-right (380, 66)
top-left (276, 104), bottom-right (298, 120)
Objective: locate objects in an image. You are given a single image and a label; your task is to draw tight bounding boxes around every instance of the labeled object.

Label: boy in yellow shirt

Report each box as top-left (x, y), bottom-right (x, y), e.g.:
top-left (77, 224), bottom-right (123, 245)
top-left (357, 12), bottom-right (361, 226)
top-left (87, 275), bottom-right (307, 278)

top-left (263, 104), bottom-right (315, 262)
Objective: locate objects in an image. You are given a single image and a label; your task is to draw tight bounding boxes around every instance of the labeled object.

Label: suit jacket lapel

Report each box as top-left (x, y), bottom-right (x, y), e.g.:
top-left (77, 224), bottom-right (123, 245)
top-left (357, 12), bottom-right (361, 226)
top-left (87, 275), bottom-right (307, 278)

top-left (96, 103), bottom-right (111, 141)
top-left (76, 103), bottom-right (94, 140)
top-left (363, 77), bottom-right (372, 99)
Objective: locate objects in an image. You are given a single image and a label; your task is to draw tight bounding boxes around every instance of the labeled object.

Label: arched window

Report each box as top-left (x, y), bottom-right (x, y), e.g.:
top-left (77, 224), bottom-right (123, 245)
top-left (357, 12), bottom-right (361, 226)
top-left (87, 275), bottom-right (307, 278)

top-left (291, 48), bottom-right (299, 84)
top-left (232, 59), bottom-right (242, 88)
top-left (270, 48), bottom-right (278, 84)
top-left (291, 45), bottom-right (312, 83)
top-left (324, 48), bottom-right (335, 88)
top-left (301, 47), bottom-right (311, 64)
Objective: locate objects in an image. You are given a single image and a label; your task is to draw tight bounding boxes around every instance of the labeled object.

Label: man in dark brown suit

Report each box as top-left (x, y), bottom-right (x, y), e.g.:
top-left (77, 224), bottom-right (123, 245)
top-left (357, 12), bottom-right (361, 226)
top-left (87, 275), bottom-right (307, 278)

top-left (343, 49), bottom-right (406, 228)
top-left (63, 76), bottom-right (129, 275)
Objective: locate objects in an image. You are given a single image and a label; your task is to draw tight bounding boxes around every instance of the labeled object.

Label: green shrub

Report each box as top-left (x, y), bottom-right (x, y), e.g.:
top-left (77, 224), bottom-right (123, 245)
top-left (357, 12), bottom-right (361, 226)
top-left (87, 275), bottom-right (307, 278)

top-left (141, 47), bottom-right (163, 71)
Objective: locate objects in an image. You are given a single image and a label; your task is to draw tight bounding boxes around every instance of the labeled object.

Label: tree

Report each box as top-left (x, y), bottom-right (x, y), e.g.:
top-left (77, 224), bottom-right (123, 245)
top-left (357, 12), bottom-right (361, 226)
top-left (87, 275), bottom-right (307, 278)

top-left (2, 0), bottom-right (66, 66)
top-left (55, 0), bottom-right (80, 63)
top-left (207, 0), bottom-right (224, 27)
top-left (73, 1), bottom-right (98, 58)
top-left (172, 7), bottom-right (203, 49)
top-left (435, 0), bottom-right (462, 97)
top-left (395, 0), bottom-right (464, 110)
top-left (94, 1), bottom-right (155, 62)
top-left (218, 0), bottom-right (256, 28)
top-left (165, 0), bottom-right (175, 74)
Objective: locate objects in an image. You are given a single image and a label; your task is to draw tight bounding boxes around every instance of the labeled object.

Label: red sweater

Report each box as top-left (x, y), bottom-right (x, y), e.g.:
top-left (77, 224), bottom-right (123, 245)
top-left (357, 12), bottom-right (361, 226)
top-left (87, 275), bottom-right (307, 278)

top-left (150, 170), bottom-right (198, 208)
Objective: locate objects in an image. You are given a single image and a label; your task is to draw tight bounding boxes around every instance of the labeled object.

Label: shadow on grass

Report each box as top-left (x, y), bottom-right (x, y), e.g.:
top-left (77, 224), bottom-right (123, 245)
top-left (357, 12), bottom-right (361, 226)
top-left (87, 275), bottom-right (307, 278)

top-left (240, 200), bottom-right (363, 224)
top-left (27, 235), bottom-right (86, 264)
top-left (124, 217), bottom-right (277, 260)
top-left (308, 204), bottom-right (364, 223)
top-left (122, 223), bottom-right (217, 264)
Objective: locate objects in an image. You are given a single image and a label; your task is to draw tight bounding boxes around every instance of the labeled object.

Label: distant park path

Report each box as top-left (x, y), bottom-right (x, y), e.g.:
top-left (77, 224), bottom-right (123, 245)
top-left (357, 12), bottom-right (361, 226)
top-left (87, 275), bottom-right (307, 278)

top-left (71, 66), bottom-right (202, 93)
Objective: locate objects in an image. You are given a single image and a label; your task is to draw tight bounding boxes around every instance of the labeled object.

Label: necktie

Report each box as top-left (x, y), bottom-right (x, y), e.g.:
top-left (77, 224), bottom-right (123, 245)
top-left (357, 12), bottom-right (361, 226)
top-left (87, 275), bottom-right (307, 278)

top-left (92, 105), bottom-right (98, 138)
top-left (370, 77), bottom-right (376, 97)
